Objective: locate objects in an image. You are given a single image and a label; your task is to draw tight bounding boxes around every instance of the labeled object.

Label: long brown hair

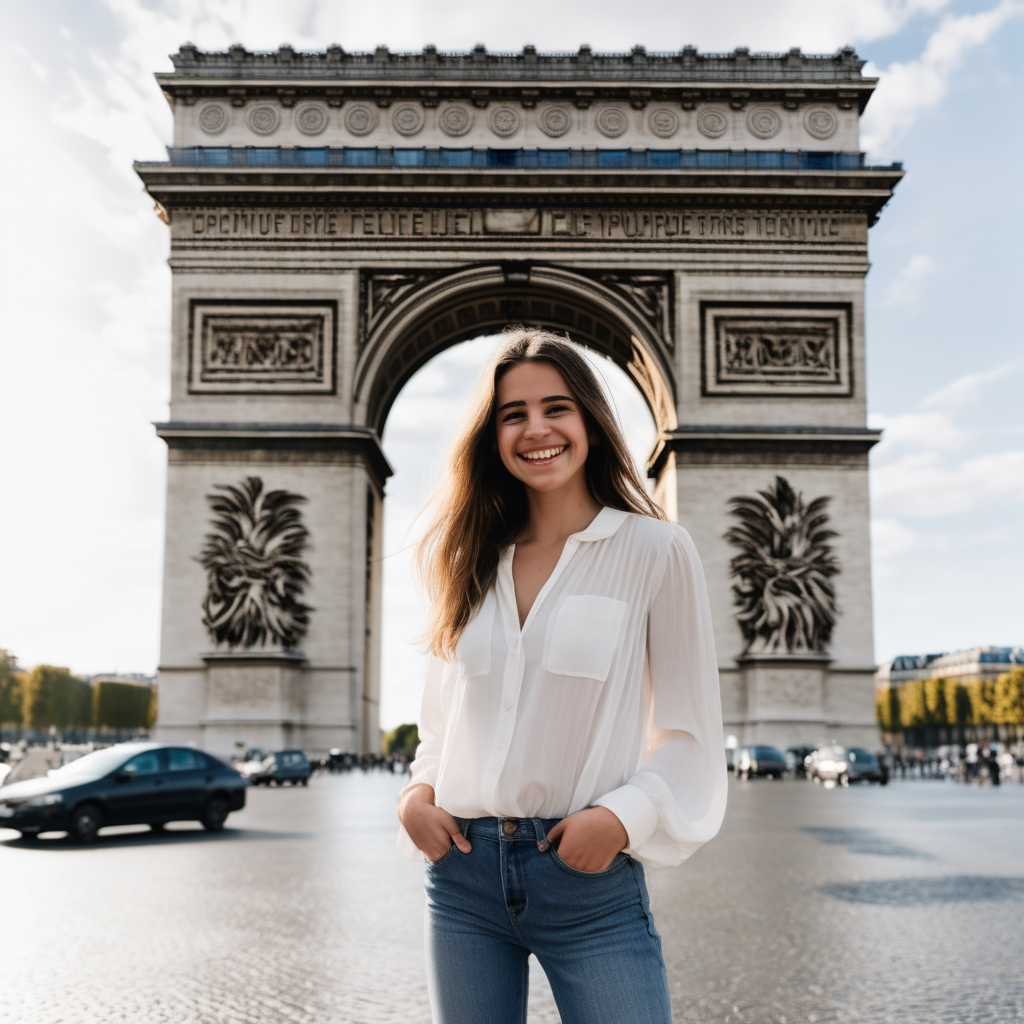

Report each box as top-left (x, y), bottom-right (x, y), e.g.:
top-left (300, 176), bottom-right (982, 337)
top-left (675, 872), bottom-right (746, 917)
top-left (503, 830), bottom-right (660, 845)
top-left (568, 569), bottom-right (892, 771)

top-left (415, 328), bottom-right (665, 657)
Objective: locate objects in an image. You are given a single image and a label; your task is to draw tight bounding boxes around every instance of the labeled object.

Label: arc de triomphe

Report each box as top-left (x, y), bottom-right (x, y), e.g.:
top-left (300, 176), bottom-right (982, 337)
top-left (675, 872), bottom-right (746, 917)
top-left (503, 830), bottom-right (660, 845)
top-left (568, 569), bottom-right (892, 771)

top-left (136, 44), bottom-right (900, 757)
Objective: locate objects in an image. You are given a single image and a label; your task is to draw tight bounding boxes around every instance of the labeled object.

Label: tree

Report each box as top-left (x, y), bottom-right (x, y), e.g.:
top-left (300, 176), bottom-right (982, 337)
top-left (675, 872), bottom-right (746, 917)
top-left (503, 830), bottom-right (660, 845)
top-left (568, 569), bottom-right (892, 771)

top-left (993, 668), bottom-right (1024, 726)
top-left (21, 666), bottom-right (91, 731)
top-left (383, 723), bottom-right (419, 756)
top-left (92, 681), bottom-right (154, 731)
top-left (0, 649), bottom-right (22, 726)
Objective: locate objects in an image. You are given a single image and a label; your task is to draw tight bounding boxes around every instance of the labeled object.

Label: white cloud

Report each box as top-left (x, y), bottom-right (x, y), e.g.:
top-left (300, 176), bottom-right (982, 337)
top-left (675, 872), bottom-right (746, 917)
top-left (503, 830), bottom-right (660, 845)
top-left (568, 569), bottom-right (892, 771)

top-left (886, 253), bottom-right (936, 304)
top-left (869, 409), bottom-right (964, 453)
top-left (921, 362), bottom-right (1023, 410)
top-left (862, 0), bottom-right (1023, 155)
top-left (871, 517), bottom-right (919, 563)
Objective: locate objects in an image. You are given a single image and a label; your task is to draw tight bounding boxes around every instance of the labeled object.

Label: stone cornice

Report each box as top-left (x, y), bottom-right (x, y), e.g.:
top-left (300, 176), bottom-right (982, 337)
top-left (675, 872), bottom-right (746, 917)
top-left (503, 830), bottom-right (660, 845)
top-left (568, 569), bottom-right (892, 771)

top-left (134, 162), bottom-right (903, 216)
top-left (158, 44), bottom-right (875, 112)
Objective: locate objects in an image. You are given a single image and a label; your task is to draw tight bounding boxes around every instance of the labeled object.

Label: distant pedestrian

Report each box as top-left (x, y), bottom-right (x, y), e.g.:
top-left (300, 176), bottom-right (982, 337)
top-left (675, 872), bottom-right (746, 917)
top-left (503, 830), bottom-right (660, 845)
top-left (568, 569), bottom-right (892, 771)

top-left (396, 331), bottom-right (725, 1024)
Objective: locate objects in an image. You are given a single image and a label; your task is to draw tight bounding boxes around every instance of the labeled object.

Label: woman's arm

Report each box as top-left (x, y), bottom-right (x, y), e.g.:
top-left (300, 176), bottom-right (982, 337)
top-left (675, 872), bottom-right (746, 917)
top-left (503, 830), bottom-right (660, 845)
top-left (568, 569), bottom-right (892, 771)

top-left (589, 526), bottom-right (728, 867)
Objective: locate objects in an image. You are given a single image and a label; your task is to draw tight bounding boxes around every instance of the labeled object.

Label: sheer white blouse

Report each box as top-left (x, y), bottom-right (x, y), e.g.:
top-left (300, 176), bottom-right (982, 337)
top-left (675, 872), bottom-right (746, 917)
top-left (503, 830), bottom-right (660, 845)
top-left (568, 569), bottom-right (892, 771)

top-left (398, 507), bottom-right (727, 868)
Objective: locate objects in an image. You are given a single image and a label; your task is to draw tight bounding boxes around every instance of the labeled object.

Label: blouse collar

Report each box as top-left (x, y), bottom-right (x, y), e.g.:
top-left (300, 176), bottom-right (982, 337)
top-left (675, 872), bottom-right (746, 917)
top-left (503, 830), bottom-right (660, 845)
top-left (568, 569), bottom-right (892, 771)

top-left (572, 506), bottom-right (631, 542)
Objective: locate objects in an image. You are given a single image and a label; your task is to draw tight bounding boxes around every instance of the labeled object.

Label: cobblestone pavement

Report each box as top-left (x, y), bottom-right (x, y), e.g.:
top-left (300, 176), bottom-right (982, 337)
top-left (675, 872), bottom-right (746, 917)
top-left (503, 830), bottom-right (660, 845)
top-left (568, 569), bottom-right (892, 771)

top-left (1, 773), bottom-right (1021, 1023)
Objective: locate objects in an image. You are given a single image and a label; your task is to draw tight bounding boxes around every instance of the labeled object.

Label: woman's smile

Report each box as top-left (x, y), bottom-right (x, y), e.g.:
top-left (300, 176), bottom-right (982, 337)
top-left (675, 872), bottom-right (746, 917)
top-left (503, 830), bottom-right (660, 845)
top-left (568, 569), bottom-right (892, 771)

top-left (518, 444), bottom-right (567, 464)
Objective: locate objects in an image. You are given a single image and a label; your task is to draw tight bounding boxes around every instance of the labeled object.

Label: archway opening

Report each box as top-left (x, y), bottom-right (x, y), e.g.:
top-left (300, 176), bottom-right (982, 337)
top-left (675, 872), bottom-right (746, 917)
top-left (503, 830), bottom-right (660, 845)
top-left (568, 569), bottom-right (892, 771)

top-left (377, 331), bottom-right (659, 734)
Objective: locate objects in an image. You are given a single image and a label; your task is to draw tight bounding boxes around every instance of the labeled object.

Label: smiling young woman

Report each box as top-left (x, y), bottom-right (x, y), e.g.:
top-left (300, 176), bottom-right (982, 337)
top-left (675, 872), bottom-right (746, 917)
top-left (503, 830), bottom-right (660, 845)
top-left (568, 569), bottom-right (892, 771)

top-left (397, 329), bottom-right (727, 1024)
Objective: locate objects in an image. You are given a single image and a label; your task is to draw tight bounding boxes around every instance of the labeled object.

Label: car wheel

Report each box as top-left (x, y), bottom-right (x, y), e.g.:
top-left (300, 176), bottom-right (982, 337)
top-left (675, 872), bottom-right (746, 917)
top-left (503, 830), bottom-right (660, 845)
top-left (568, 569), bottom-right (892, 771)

top-left (274, 778), bottom-right (283, 787)
top-left (68, 802), bottom-right (102, 843)
top-left (18, 831), bottom-right (39, 842)
top-left (201, 795), bottom-right (230, 832)
top-left (301, 778), bottom-right (309, 787)
top-left (150, 822), bottom-right (167, 832)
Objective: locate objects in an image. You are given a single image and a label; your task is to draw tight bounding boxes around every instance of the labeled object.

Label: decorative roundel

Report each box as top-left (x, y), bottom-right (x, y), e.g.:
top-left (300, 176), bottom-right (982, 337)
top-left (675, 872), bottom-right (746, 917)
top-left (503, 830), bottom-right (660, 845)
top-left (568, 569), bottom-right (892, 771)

top-left (648, 108), bottom-right (679, 139)
top-left (595, 106), bottom-right (629, 138)
top-left (439, 103), bottom-right (474, 136)
top-left (804, 106), bottom-right (838, 140)
top-left (489, 106), bottom-right (521, 138)
top-left (697, 106), bottom-right (729, 139)
top-left (392, 104), bottom-right (425, 136)
top-left (746, 107), bottom-right (781, 139)
top-left (197, 102), bottom-right (228, 135)
top-left (538, 105), bottom-right (572, 137)
top-left (344, 103), bottom-right (378, 136)
top-left (295, 103), bottom-right (328, 136)
top-left (246, 104), bottom-right (280, 136)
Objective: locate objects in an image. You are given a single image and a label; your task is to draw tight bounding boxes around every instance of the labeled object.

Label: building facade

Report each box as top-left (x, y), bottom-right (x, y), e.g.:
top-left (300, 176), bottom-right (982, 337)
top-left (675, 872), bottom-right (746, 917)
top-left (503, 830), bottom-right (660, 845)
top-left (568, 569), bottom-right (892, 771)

top-left (136, 44), bottom-right (902, 757)
top-left (879, 647), bottom-right (1024, 688)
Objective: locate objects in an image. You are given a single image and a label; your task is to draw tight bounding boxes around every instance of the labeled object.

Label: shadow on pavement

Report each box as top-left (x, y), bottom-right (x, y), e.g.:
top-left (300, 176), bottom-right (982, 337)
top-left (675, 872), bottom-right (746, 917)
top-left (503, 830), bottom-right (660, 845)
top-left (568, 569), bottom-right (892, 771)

top-left (0, 826), bottom-right (318, 851)
top-left (803, 826), bottom-right (932, 859)
top-left (822, 875), bottom-right (1024, 905)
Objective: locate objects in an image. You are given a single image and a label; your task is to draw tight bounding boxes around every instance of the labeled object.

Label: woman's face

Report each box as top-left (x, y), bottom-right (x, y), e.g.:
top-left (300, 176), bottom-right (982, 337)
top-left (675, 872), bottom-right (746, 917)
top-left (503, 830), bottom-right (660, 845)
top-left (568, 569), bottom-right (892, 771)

top-left (494, 361), bottom-right (596, 495)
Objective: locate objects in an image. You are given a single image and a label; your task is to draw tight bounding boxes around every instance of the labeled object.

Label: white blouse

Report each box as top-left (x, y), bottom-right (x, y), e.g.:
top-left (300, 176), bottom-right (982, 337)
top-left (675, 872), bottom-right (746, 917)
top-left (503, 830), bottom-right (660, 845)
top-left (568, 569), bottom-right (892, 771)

top-left (398, 507), bottom-right (727, 868)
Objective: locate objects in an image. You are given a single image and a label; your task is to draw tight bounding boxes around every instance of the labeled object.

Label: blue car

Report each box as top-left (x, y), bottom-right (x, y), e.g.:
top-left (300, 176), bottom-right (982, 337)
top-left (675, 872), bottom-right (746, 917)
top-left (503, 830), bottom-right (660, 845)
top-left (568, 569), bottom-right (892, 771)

top-left (0, 742), bottom-right (247, 842)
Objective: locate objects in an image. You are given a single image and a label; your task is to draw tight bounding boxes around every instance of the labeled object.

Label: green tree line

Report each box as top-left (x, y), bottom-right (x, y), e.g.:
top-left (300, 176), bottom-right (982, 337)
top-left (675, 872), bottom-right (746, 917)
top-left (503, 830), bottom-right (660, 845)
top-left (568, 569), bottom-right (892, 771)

top-left (877, 668), bottom-right (1024, 733)
top-left (0, 651), bottom-right (156, 731)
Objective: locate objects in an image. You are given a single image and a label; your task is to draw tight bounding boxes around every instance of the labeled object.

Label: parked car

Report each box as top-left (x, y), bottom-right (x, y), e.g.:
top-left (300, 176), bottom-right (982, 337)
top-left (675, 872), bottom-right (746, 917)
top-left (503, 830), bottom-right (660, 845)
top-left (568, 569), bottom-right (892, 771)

top-left (0, 742), bottom-right (246, 842)
top-left (807, 744), bottom-right (888, 786)
top-left (735, 745), bottom-right (788, 779)
top-left (786, 746), bottom-right (817, 778)
top-left (249, 750), bottom-right (311, 786)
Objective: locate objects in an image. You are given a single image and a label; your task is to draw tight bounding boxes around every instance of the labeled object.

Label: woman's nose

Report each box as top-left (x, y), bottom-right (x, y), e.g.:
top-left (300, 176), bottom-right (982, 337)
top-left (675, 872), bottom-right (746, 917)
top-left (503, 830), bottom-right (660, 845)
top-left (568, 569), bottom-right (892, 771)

top-left (523, 413), bottom-right (550, 437)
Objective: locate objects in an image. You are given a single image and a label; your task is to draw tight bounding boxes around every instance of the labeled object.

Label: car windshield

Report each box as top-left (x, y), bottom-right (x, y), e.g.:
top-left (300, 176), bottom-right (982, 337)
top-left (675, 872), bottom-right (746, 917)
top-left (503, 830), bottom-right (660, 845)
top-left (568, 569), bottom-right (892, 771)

top-left (48, 746), bottom-right (142, 780)
top-left (848, 748), bottom-right (877, 763)
top-left (753, 747), bottom-right (784, 759)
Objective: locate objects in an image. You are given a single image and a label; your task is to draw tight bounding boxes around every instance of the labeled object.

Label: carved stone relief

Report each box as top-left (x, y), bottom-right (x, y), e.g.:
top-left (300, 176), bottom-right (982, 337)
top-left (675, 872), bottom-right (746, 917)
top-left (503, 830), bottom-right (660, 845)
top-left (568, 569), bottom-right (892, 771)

top-left (197, 102), bottom-right (228, 135)
top-left (648, 108), bottom-right (679, 138)
top-left (725, 476), bottom-right (839, 655)
top-left (199, 476), bottom-right (312, 649)
top-left (804, 106), bottom-right (838, 140)
top-left (439, 103), bottom-right (474, 136)
top-left (295, 102), bottom-right (328, 135)
top-left (697, 106), bottom-right (729, 138)
top-left (489, 105), bottom-right (521, 137)
top-left (344, 103), bottom-right (378, 136)
top-left (392, 104), bottom-right (424, 136)
top-left (358, 271), bottom-right (440, 347)
top-left (589, 272), bottom-right (673, 354)
top-left (701, 303), bottom-right (851, 396)
top-left (188, 301), bottom-right (336, 393)
top-left (246, 104), bottom-right (279, 135)
top-left (538, 105), bottom-right (572, 137)
top-left (746, 107), bottom-right (781, 139)
top-left (595, 106), bottom-right (629, 138)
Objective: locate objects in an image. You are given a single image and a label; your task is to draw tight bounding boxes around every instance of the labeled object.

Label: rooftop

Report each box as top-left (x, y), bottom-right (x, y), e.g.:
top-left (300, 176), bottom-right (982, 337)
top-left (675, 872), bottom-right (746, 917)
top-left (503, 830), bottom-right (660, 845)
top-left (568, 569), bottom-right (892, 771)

top-left (165, 43), bottom-right (870, 85)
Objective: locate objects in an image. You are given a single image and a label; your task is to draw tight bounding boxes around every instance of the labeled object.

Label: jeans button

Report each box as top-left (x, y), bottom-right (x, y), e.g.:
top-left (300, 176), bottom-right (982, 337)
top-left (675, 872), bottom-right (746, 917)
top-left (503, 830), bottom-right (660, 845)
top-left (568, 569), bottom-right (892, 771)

top-left (502, 819), bottom-right (518, 835)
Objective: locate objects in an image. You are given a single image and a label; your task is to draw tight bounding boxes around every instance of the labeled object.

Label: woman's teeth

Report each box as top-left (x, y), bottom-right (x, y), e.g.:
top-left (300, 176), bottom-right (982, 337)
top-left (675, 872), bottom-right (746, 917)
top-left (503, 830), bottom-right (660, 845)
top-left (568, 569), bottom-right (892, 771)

top-left (520, 446), bottom-right (566, 461)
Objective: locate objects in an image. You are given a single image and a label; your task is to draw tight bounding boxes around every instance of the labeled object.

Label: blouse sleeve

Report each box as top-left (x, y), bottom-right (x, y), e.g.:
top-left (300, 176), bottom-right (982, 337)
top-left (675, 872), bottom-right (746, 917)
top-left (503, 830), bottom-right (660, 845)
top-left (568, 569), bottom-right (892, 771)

top-left (396, 653), bottom-right (449, 861)
top-left (592, 525), bottom-right (728, 868)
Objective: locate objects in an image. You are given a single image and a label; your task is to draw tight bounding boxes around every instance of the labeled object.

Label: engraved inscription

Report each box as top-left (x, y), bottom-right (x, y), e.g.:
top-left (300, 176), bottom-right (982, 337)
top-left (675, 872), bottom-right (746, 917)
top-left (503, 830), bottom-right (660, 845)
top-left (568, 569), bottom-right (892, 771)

top-left (178, 208), bottom-right (862, 244)
top-left (189, 302), bottom-right (335, 394)
top-left (702, 304), bottom-right (851, 397)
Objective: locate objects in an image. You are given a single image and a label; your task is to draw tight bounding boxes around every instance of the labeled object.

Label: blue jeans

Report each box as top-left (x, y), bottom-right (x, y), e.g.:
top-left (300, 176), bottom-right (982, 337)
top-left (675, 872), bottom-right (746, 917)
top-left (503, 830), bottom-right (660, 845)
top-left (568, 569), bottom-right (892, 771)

top-left (425, 816), bottom-right (672, 1024)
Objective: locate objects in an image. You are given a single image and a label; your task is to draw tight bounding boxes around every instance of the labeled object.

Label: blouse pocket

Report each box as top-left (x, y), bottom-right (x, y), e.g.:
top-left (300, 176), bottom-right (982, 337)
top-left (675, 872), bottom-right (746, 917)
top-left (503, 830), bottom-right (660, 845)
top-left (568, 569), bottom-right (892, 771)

top-left (455, 591), bottom-right (495, 678)
top-left (544, 595), bottom-right (628, 682)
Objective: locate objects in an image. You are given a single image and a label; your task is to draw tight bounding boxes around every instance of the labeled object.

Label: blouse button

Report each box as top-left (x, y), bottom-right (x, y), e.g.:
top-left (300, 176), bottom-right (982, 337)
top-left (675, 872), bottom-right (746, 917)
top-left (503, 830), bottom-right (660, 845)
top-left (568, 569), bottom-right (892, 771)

top-left (503, 700), bottom-right (513, 710)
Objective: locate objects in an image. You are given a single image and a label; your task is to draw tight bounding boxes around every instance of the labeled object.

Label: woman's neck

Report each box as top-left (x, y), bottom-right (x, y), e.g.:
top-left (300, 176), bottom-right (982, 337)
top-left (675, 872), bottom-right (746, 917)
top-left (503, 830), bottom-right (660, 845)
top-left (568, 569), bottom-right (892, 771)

top-left (519, 477), bottom-right (603, 546)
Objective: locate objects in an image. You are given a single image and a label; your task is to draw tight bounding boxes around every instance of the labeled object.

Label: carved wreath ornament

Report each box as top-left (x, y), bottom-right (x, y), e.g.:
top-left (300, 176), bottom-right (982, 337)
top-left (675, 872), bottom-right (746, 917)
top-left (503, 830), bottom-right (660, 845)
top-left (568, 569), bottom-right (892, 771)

top-left (198, 476), bottom-right (312, 649)
top-left (725, 476), bottom-right (839, 655)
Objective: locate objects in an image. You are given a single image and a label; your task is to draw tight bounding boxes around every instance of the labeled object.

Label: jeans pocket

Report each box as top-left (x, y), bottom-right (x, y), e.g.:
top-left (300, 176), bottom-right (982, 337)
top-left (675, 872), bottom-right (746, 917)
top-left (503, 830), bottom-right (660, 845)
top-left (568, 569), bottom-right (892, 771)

top-left (549, 847), bottom-right (628, 878)
top-left (426, 842), bottom-right (459, 867)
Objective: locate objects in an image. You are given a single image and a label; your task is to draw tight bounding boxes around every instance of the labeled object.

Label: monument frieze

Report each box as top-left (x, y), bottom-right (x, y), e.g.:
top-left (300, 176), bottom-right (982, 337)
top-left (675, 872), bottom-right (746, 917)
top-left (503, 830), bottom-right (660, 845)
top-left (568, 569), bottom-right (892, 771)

top-left (176, 207), bottom-right (865, 244)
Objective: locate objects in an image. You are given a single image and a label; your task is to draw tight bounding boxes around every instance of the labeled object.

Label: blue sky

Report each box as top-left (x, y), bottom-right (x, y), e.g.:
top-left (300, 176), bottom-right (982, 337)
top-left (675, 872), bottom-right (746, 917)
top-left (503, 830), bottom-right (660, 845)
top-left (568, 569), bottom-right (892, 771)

top-left (0, 0), bottom-right (1020, 728)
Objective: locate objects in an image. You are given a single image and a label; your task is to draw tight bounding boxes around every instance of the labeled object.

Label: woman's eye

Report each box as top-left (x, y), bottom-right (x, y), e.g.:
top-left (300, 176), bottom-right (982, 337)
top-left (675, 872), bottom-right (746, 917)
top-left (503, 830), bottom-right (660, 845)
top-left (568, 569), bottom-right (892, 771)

top-left (546, 405), bottom-right (568, 414)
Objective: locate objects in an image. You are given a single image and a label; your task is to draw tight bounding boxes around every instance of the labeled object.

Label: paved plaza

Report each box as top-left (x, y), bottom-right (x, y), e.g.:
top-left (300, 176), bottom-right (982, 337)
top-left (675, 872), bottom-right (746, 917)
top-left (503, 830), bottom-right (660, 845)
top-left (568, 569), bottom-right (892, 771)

top-left (1, 772), bottom-right (1021, 1024)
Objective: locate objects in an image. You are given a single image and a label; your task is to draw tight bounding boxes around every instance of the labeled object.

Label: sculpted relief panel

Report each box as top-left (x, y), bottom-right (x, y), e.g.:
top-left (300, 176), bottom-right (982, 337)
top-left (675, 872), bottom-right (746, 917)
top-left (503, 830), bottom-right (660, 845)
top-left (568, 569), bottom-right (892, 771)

top-left (701, 303), bottom-right (851, 396)
top-left (188, 301), bottom-right (336, 393)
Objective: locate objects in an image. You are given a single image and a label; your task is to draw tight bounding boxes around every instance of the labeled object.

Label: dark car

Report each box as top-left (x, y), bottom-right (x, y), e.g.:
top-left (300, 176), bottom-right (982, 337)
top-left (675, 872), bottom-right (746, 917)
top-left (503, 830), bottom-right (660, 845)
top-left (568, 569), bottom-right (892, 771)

top-left (249, 750), bottom-right (311, 786)
top-left (807, 744), bottom-right (887, 786)
top-left (735, 745), bottom-right (788, 779)
top-left (0, 742), bottom-right (246, 842)
top-left (786, 746), bottom-right (817, 778)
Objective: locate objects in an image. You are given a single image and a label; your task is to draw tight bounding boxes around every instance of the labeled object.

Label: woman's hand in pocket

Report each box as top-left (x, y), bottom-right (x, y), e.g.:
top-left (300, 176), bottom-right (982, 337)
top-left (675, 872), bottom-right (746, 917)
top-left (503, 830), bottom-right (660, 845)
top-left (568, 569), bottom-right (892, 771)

top-left (399, 784), bottom-right (471, 863)
top-left (541, 806), bottom-right (627, 872)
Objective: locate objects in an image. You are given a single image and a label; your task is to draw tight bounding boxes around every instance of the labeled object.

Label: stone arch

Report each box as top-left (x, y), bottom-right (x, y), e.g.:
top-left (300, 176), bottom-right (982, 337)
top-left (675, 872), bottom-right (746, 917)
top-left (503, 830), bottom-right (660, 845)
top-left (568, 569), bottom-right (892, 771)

top-left (353, 264), bottom-right (677, 470)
